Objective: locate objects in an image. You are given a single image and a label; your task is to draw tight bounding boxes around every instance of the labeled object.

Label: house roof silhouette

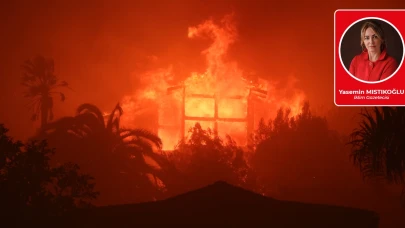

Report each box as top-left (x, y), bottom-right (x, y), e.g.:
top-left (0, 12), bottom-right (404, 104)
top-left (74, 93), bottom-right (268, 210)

top-left (62, 181), bottom-right (379, 227)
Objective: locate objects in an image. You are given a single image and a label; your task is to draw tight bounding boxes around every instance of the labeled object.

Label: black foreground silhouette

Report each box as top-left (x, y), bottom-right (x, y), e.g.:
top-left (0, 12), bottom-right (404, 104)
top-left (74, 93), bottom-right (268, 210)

top-left (52, 181), bottom-right (379, 227)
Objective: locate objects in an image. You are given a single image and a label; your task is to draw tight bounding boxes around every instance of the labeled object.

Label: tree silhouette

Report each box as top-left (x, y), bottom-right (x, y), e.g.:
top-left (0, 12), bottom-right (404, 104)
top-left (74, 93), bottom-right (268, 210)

top-left (348, 107), bottom-right (405, 203)
top-left (163, 123), bottom-right (260, 197)
top-left (21, 55), bottom-right (70, 129)
top-left (38, 103), bottom-right (166, 205)
top-left (251, 102), bottom-right (350, 201)
top-left (0, 124), bottom-right (98, 221)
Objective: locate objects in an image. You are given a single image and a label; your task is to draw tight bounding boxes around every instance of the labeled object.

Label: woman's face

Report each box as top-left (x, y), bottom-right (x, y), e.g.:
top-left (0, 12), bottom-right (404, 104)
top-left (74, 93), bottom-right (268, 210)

top-left (363, 27), bottom-right (382, 53)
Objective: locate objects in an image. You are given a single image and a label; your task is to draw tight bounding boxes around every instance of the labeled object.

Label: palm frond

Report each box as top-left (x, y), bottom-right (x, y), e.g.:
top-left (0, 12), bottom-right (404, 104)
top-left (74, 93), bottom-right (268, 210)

top-left (73, 112), bottom-right (106, 135)
top-left (120, 128), bottom-right (162, 149)
top-left (41, 116), bottom-right (77, 133)
top-left (128, 158), bottom-right (159, 176)
top-left (125, 137), bottom-right (158, 156)
top-left (106, 103), bottom-right (124, 132)
top-left (55, 80), bottom-right (74, 91)
top-left (76, 103), bottom-right (105, 127)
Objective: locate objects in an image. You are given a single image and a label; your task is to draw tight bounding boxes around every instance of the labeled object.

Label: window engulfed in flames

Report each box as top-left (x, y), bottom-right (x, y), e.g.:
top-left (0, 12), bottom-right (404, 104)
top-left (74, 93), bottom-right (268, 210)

top-left (158, 81), bottom-right (268, 151)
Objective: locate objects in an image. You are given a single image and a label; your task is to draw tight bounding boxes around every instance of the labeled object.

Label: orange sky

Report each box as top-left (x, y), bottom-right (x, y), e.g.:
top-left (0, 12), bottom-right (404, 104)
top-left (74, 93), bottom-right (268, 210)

top-left (1, 0), bottom-right (405, 139)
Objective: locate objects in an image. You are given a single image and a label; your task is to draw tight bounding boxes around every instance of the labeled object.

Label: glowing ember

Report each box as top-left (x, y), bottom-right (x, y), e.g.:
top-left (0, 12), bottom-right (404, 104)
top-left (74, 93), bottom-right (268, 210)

top-left (118, 14), bottom-right (306, 151)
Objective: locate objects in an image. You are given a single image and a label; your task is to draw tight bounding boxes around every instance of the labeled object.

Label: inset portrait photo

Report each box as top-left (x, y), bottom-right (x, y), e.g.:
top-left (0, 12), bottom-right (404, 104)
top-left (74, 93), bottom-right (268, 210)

top-left (339, 17), bottom-right (404, 84)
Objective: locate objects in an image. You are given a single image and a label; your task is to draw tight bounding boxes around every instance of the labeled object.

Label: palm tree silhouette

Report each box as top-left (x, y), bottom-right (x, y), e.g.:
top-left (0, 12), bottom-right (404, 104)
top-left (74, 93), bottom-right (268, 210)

top-left (349, 107), bottom-right (405, 183)
top-left (21, 55), bottom-right (70, 129)
top-left (349, 107), bottom-right (405, 203)
top-left (40, 103), bottom-right (166, 204)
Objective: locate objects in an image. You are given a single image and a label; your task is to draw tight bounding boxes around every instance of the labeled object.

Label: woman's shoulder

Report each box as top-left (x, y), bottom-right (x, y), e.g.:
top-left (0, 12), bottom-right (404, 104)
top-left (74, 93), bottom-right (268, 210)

top-left (385, 54), bottom-right (399, 66)
top-left (385, 54), bottom-right (397, 61)
top-left (350, 53), bottom-right (363, 63)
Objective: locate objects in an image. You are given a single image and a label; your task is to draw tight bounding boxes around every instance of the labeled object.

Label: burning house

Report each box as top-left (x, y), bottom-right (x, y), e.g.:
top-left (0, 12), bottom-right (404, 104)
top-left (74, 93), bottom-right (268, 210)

top-left (119, 14), bottom-right (305, 151)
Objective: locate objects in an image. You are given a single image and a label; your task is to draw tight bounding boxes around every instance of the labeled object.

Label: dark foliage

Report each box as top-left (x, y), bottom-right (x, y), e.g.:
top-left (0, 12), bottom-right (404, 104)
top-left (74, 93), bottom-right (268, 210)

top-left (251, 102), bottom-right (350, 200)
top-left (163, 123), bottom-right (261, 197)
top-left (0, 124), bottom-right (98, 221)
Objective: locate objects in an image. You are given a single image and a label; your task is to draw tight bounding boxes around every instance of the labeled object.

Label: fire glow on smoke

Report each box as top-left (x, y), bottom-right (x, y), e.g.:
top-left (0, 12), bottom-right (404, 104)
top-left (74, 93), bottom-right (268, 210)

top-left (118, 14), bottom-right (306, 151)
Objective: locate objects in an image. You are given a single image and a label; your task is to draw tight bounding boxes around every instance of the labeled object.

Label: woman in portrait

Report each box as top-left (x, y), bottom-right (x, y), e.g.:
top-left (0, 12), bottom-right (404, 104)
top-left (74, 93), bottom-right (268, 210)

top-left (349, 20), bottom-right (398, 82)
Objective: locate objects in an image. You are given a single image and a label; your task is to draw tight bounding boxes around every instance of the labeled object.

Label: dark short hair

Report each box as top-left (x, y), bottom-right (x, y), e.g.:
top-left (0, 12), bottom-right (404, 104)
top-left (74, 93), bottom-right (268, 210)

top-left (360, 20), bottom-right (386, 51)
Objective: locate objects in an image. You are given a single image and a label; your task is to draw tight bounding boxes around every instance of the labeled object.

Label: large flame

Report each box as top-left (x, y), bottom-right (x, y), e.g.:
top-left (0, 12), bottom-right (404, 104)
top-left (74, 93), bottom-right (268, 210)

top-left (118, 14), bottom-right (306, 151)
